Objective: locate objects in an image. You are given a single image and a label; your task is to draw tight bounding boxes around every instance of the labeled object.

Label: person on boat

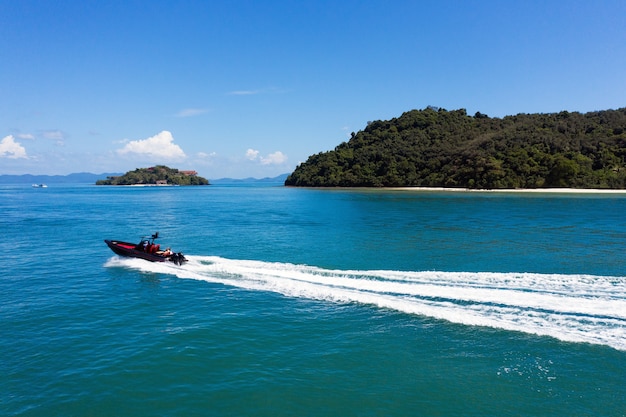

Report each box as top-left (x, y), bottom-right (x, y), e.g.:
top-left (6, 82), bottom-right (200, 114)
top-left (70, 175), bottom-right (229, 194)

top-left (163, 247), bottom-right (173, 256)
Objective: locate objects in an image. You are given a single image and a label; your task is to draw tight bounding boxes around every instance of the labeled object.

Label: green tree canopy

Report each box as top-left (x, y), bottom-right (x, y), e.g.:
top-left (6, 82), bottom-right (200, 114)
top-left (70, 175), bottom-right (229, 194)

top-left (96, 165), bottom-right (209, 186)
top-left (285, 107), bottom-right (626, 189)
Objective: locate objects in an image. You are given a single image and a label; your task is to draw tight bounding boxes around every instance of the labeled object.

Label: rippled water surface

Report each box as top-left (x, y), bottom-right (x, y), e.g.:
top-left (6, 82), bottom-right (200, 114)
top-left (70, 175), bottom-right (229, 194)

top-left (2, 184), bottom-right (625, 416)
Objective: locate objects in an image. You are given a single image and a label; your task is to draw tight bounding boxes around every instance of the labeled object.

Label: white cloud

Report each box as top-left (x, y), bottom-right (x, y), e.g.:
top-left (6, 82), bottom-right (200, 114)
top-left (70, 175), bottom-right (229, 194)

top-left (17, 133), bottom-right (35, 140)
top-left (245, 148), bottom-right (287, 165)
top-left (117, 131), bottom-right (186, 160)
top-left (0, 135), bottom-right (28, 159)
top-left (228, 87), bottom-right (288, 96)
top-left (43, 130), bottom-right (63, 139)
top-left (261, 151), bottom-right (287, 165)
top-left (246, 148), bottom-right (260, 160)
top-left (229, 90), bottom-right (259, 96)
top-left (175, 108), bottom-right (209, 117)
top-left (197, 151), bottom-right (217, 158)
top-left (38, 129), bottom-right (66, 146)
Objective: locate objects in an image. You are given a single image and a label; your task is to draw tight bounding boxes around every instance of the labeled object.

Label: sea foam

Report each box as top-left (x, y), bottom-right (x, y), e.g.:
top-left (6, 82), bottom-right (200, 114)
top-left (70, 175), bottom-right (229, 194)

top-left (106, 255), bottom-right (626, 351)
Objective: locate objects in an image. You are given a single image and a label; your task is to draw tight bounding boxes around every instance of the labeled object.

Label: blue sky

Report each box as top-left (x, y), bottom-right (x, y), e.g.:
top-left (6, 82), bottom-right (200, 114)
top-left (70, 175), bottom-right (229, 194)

top-left (1, 0), bottom-right (625, 178)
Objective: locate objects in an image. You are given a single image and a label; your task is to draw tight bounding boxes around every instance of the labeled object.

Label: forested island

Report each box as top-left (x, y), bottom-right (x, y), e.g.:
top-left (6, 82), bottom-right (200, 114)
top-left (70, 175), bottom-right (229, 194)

top-left (285, 107), bottom-right (626, 189)
top-left (96, 165), bottom-right (209, 186)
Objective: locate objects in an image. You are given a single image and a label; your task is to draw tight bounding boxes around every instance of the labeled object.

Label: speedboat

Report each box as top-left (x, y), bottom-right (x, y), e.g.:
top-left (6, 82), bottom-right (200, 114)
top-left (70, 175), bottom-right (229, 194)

top-left (104, 232), bottom-right (187, 265)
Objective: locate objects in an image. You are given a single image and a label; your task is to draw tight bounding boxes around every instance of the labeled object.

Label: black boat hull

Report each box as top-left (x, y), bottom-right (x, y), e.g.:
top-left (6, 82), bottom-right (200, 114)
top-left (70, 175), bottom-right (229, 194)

top-left (104, 239), bottom-right (187, 265)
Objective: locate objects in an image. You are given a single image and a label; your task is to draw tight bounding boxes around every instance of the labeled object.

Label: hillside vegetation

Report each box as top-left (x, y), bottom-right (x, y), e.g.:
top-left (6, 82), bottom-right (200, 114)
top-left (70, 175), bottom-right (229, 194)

top-left (96, 165), bottom-right (209, 185)
top-left (285, 107), bottom-right (626, 189)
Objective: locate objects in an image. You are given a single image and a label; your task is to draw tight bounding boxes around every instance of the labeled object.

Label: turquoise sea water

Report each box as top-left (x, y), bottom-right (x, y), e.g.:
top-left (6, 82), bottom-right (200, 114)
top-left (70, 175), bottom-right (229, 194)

top-left (2, 183), bottom-right (625, 416)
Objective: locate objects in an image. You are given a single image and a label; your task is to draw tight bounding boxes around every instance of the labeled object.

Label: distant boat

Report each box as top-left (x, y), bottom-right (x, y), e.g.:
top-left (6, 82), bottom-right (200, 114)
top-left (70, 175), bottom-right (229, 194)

top-left (32, 184), bottom-right (47, 188)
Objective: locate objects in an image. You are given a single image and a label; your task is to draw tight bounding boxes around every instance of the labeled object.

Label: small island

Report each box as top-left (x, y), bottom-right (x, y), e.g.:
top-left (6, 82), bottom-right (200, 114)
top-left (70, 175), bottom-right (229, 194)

top-left (96, 165), bottom-right (209, 186)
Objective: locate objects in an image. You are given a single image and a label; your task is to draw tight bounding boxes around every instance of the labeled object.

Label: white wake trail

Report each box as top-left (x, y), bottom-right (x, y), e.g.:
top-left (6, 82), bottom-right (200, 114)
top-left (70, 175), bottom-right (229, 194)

top-left (105, 255), bottom-right (626, 351)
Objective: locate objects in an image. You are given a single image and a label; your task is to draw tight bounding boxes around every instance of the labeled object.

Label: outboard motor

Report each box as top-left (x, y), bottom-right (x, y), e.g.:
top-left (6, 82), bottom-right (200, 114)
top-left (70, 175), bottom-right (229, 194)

top-left (169, 252), bottom-right (187, 266)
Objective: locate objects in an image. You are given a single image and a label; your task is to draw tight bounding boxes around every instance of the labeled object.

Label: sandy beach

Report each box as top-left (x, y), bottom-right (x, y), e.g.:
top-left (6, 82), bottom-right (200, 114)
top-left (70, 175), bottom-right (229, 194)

top-left (387, 187), bottom-right (626, 194)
